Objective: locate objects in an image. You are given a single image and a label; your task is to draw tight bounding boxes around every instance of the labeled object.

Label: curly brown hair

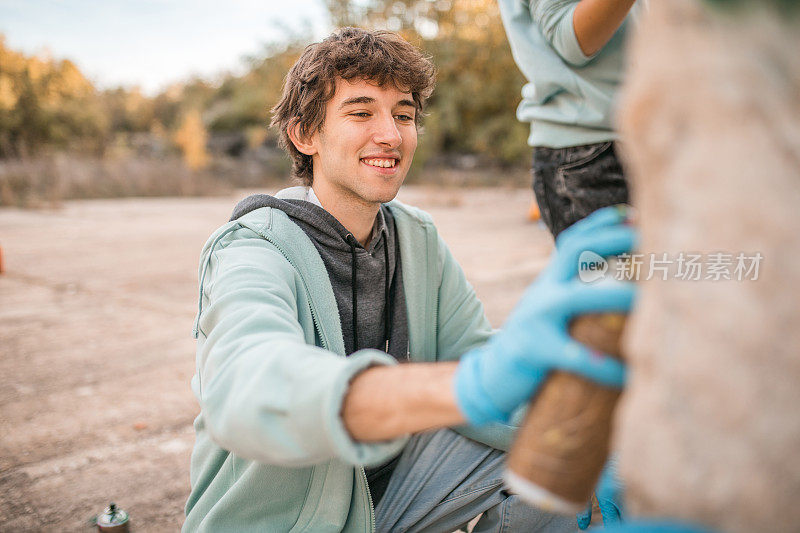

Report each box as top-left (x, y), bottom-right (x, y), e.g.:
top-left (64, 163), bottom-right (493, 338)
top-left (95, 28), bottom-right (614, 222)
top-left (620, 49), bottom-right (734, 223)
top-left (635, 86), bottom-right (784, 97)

top-left (270, 27), bottom-right (436, 185)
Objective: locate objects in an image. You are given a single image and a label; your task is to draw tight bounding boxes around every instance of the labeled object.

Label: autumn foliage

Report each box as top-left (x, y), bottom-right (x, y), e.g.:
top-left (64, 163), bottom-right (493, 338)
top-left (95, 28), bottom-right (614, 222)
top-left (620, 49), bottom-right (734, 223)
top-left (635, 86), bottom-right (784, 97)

top-left (0, 0), bottom-right (532, 203)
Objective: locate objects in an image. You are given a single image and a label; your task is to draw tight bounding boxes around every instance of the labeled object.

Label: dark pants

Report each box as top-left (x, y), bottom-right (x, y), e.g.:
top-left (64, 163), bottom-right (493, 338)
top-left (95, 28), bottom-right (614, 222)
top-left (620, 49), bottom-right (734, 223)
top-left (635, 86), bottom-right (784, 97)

top-left (531, 141), bottom-right (630, 239)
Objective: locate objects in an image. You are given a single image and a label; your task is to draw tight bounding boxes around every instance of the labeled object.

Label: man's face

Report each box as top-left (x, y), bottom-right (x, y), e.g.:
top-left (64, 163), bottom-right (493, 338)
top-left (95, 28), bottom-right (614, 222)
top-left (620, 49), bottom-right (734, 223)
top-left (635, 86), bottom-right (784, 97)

top-left (305, 78), bottom-right (418, 207)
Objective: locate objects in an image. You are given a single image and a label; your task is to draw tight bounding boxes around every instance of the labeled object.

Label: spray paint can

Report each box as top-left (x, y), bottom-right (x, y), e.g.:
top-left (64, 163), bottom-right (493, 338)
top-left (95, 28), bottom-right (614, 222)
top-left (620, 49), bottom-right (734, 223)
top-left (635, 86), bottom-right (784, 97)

top-left (96, 502), bottom-right (130, 533)
top-left (505, 312), bottom-right (626, 513)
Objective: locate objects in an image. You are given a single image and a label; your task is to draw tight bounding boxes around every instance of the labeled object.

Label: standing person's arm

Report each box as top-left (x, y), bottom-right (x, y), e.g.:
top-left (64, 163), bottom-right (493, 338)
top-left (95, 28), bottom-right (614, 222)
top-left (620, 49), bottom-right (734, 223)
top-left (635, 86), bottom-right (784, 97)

top-left (573, 0), bottom-right (637, 56)
top-left (530, 0), bottom-right (636, 65)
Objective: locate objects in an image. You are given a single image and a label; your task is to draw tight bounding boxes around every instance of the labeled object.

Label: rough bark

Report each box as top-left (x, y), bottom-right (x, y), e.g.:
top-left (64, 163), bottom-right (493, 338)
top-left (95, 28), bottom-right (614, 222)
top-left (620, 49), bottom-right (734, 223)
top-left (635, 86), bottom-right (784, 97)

top-left (616, 1), bottom-right (800, 531)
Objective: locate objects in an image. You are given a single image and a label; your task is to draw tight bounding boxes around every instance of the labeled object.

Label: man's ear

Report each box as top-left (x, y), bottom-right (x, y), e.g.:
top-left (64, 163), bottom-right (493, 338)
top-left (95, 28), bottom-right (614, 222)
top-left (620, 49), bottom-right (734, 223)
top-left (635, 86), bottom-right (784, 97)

top-left (287, 120), bottom-right (317, 156)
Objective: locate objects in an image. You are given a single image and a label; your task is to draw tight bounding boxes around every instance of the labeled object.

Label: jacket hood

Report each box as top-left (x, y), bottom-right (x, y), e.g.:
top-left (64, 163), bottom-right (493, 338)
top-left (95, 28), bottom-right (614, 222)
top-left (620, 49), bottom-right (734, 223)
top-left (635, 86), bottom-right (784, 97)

top-left (230, 187), bottom-right (358, 253)
top-left (230, 187), bottom-right (403, 360)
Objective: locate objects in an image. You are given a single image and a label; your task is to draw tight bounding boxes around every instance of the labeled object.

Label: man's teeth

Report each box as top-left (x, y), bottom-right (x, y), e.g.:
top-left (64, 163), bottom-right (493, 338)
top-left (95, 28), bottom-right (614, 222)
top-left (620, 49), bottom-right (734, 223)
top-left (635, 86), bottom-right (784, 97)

top-left (363, 158), bottom-right (396, 168)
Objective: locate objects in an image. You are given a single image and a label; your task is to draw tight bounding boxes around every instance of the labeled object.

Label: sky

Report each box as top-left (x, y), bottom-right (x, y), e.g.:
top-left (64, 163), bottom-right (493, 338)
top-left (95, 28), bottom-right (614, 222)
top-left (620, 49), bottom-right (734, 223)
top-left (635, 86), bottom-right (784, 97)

top-left (0, 0), bottom-right (332, 94)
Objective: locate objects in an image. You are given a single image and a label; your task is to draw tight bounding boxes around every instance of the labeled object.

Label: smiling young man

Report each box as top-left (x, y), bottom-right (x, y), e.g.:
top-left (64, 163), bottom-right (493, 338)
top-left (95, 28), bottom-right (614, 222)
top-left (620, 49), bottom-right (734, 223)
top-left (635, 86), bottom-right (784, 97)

top-left (184, 28), bottom-right (635, 532)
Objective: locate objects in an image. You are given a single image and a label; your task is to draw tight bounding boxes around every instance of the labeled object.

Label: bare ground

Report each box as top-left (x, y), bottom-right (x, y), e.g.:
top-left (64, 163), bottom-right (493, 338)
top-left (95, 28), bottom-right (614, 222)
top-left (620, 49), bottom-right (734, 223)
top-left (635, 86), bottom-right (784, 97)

top-left (0, 185), bottom-right (553, 531)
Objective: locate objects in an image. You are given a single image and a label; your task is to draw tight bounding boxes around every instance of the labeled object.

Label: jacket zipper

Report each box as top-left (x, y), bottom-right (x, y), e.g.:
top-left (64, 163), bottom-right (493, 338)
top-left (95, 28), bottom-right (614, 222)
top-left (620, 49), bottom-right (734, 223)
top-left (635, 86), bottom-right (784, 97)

top-left (361, 466), bottom-right (375, 532)
top-left (260, 230), bottom-right (376, 531)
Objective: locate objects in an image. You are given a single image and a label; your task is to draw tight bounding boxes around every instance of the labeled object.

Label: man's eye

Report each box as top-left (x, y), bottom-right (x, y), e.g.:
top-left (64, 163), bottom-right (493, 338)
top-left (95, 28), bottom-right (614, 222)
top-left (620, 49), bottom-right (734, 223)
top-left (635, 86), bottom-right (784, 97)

top-left (350, 112), bottom-right (371, 118)
top-left (395, 114), bottom-right (414, 122)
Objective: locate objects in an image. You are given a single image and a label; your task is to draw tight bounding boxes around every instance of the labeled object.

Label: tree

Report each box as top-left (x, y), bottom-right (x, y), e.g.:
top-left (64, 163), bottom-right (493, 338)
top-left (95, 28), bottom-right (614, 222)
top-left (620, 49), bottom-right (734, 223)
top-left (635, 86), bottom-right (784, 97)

top-left (174, 109), bottom-right (209, 170)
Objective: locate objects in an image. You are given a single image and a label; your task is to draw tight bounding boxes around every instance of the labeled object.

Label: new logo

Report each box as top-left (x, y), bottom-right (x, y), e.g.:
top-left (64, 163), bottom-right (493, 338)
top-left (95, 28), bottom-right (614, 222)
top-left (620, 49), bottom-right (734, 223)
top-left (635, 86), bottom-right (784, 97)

top-left (578, 251), bottom-right (608, 283)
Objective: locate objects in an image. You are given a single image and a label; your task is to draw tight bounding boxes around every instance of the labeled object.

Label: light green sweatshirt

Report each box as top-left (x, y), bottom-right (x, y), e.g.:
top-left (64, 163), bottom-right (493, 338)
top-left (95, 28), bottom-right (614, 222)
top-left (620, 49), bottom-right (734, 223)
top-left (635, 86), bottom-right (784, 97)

top-left (497, 0), bottom-right (642, 148)
top-left (184, 192), bottom-right (514, 532)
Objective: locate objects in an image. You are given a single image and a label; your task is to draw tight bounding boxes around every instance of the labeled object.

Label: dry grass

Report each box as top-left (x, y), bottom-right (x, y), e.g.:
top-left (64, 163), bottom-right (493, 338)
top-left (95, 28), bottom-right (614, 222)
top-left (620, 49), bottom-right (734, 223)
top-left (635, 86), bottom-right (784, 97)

top-left (0, 153), bottom-right (530, 208)
top-left (0, 154), bottom-right (287, 208)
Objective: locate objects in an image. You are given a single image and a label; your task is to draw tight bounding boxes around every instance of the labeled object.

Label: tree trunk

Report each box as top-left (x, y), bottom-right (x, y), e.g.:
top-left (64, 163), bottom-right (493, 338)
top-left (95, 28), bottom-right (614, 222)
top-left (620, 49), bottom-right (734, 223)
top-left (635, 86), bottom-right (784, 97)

top-left (616, 1), bottom-right (800, 531)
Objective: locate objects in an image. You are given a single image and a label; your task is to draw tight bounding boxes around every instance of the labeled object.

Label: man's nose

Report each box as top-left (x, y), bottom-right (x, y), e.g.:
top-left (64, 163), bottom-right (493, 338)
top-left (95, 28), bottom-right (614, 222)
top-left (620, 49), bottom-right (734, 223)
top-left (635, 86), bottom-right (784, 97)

top-left (372, 115), bottom-right (402, 148)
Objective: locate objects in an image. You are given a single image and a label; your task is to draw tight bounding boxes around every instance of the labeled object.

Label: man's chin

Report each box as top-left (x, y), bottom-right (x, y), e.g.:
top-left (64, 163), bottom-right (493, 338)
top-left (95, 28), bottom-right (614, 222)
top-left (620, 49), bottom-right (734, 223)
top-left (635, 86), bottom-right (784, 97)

top-left (362, 176), bottom-right (405, 204)
top-left (378, 182), bottom-right (405, 204)
top-left (362, 190), bottom-right (400, 205)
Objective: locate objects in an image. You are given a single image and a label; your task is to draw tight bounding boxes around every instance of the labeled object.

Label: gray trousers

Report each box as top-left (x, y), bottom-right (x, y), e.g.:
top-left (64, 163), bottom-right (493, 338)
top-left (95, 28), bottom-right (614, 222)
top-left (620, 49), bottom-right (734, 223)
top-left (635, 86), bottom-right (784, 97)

top-left (374, 429), bottom-right (577, 533)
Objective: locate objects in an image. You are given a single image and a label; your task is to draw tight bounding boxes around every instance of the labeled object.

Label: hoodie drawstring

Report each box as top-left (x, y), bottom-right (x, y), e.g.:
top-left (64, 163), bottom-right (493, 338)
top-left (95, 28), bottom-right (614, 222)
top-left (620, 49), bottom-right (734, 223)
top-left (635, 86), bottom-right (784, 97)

top-left (347, 234), bottom-right (359, 353)
top-left (382, 236), bottom-right (390, 353)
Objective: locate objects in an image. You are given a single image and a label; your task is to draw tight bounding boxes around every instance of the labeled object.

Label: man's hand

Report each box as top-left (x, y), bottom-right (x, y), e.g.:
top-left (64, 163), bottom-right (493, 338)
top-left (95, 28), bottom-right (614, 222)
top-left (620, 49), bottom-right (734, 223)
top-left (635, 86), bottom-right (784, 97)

top-left (454, 206), bottom-right (636, 426)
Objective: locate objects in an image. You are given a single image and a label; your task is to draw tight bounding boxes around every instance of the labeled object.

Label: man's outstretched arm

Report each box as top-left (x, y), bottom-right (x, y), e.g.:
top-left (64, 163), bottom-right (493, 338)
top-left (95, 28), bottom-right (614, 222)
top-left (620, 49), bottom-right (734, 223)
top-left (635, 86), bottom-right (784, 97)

top-left (342, 362), bottom-right (463, 442)
top-left (343, 206), bottom-right (636, 442)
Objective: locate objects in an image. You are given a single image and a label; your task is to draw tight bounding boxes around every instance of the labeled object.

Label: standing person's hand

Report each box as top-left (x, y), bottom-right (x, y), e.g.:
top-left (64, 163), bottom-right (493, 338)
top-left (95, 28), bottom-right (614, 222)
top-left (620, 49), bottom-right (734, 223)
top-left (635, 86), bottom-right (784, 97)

top-left (577, 456), bottom-right (624, 529)
top-left (454, 205), bottom-right (636, 426)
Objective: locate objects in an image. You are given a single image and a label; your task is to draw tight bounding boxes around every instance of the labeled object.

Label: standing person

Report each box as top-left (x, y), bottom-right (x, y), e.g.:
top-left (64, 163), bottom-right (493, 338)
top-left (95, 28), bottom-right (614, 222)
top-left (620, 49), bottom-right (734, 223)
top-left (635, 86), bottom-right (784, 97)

top-left (497, 3), bottom-right (640, 527)
top-left (498, 0), bottom-right (642, 238)
top-left (183, 27), bottom-right (636, 532)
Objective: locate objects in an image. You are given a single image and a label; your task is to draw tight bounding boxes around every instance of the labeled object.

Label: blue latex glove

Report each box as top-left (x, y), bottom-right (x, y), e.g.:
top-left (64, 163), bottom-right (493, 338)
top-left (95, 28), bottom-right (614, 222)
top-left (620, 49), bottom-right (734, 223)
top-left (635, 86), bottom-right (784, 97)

top-left (602, 520), bottom-right (715, 533)
top-left (577, 456), bottom-right (624, 529)
top-left (454, 205), bottom-right (637, 425)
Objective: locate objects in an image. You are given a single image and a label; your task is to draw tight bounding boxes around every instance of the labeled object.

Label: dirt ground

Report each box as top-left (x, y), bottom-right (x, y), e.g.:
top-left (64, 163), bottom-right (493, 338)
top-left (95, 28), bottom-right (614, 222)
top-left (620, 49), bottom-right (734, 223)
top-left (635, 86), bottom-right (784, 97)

top-left (0, 185), bottom-right (554, 531)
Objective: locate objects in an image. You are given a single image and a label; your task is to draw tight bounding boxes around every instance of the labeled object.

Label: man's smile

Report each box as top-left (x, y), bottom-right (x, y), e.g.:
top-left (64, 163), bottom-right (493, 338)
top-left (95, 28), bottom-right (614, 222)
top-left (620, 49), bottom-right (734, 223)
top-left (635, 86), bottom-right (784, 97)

top-left (361, 157), bottom-right (398, 168)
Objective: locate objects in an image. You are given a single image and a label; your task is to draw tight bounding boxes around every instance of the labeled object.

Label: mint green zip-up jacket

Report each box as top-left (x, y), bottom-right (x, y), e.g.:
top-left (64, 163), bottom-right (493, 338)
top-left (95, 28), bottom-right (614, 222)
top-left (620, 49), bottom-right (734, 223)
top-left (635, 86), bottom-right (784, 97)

top-left (184, 194), bottom-right (515, 532)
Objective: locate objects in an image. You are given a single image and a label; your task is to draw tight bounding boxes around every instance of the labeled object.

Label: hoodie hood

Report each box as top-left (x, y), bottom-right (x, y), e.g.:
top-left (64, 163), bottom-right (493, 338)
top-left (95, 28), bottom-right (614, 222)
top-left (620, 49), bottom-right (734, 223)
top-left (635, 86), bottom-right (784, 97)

top-left (230, 187), bottom-right (409, 362)
top-left (231, 187), bottom-right (382, 254)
